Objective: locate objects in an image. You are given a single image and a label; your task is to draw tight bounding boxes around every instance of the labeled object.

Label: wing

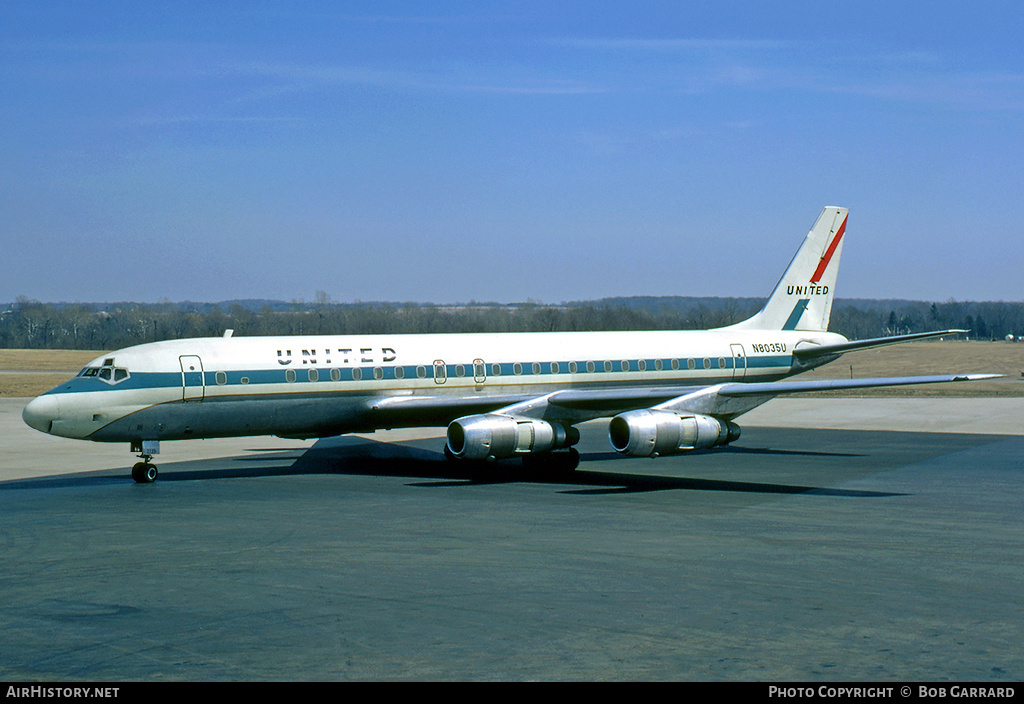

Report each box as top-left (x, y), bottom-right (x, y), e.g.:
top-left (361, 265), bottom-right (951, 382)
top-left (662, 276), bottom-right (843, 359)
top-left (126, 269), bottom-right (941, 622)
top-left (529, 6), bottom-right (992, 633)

top-left (365, 372), bottom-right (999, 428)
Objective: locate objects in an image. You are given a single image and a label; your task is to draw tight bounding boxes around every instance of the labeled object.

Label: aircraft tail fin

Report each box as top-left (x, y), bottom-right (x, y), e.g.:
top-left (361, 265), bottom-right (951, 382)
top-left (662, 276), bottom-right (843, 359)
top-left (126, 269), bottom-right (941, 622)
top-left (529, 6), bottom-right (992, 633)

top-left (728, 206), bottom-right (849, 332)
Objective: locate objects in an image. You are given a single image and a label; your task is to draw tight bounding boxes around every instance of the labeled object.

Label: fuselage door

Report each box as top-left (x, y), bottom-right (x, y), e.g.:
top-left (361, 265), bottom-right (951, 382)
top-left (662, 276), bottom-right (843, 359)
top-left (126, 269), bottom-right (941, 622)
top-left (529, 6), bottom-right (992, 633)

top-left (730, 344), bottom-right (747, 381)
top-left (180, 355), bottom-right (205, 402)
top-left (473, 358), bottom-right (486, 384)
top-left (433, 360), bottom-right (447, 385)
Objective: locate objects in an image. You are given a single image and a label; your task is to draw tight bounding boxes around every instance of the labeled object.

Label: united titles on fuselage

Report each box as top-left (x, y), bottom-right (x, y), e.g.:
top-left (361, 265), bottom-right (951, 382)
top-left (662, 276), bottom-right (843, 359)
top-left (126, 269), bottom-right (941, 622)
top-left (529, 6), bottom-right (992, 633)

top-left (277, 347), bottom-right (397, 366)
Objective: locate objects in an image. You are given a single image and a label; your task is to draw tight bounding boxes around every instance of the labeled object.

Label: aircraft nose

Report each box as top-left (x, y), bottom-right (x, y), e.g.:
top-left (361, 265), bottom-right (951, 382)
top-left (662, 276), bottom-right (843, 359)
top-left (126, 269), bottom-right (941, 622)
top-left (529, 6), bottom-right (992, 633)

top-left (23, 395), bottom-right (59, 434)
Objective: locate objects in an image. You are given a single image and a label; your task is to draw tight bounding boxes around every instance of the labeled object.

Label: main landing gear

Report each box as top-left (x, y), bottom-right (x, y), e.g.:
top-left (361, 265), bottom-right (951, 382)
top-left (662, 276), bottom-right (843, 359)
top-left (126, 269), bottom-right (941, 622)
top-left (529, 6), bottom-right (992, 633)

top-left (443, 444), bottom-right (581, 473)
top-left (521, 447), bottom-right (581, 473)
top-left (130, 440), bottom-right (160, 483)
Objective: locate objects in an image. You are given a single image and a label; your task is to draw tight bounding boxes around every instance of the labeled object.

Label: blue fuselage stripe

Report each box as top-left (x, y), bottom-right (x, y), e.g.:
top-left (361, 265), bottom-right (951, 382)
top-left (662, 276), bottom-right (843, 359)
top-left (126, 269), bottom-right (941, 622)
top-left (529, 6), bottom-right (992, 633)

top-left (48, 354), bottom-right (794, 397)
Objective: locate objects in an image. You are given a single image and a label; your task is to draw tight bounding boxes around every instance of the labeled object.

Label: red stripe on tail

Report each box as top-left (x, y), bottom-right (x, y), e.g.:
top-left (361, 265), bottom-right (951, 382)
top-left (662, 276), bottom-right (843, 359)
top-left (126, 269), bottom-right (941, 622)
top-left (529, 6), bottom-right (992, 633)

top-left (810, 214), bottom-right (847, 283)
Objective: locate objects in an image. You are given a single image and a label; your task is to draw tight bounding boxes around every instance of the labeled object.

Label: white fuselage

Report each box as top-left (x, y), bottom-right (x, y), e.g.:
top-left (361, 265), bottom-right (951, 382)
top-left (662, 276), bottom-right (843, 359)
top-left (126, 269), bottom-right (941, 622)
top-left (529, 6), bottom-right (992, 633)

top-left (25, 327), bottom-right (844, 443)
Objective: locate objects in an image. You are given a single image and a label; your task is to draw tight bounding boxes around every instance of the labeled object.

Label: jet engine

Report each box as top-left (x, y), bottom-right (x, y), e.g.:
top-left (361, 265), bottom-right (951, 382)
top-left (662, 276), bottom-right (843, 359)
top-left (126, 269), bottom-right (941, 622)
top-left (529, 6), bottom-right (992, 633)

top-left (608, 410), bottom-right (740, 457)
top-left (446, 414), bottom-right (579, 461)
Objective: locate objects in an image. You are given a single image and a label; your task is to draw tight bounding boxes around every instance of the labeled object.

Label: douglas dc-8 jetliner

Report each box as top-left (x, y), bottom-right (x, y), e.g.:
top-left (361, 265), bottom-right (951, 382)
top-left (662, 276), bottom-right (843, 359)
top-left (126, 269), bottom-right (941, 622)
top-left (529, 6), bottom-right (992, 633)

top-left (24, 207), bottom-right (994, 483)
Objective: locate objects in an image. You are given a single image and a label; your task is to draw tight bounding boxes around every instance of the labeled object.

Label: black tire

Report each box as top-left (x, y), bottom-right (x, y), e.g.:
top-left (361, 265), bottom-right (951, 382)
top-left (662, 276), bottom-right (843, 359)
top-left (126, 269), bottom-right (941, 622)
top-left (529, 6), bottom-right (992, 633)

top-left (522, 448), bottom-right (580, 473)
top-left (132, 462), bottom-right (158, 483)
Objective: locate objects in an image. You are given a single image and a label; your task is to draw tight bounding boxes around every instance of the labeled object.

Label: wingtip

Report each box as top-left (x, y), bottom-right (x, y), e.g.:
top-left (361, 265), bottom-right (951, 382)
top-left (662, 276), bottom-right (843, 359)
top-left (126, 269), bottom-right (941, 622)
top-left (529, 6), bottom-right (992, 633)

top-left (952, 374), bottom-right (1003, 381)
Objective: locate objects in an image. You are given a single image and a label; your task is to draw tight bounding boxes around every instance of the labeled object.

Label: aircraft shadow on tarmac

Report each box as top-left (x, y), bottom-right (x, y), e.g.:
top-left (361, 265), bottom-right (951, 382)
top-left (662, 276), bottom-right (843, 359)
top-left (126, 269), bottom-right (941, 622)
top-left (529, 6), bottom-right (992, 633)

top-left (1, 435), bottom-right (898, 498)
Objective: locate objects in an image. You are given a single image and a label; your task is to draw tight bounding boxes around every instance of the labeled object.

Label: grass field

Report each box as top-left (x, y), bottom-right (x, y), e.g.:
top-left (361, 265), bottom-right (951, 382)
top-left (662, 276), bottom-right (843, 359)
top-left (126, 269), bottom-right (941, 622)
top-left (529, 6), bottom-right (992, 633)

top-left (795, 340), bottom-right (1023, 397)
top-left (0, 350), bottom-right (103, 398)
top-left (1, 341), bottom-right (1021, 398)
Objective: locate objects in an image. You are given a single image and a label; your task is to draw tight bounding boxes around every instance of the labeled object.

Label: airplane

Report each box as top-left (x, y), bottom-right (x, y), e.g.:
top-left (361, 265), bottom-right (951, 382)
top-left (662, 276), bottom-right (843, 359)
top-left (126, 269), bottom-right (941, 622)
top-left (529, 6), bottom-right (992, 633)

top-left (22, 206), bottom-right (995, 483)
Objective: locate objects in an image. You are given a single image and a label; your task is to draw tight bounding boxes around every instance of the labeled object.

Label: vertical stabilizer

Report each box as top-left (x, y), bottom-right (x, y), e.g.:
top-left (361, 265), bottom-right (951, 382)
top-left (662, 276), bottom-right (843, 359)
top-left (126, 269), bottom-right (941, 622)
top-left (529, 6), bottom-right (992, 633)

top-left (728, 206), bottom-right (848, 332)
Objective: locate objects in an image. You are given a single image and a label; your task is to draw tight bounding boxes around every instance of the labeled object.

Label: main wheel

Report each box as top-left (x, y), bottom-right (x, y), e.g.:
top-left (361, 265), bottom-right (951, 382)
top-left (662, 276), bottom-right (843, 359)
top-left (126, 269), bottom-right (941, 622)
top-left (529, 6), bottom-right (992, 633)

top-left (558, 447), bottom-right (581, 472)
top-left (521, 447), bottom-right (580, 473)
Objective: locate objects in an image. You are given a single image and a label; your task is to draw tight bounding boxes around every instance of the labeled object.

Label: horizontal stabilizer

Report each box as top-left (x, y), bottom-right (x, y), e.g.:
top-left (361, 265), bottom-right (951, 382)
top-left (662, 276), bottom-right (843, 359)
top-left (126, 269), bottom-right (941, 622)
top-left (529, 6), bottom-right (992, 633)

top-left (793, 329), bottom-right (967, 360)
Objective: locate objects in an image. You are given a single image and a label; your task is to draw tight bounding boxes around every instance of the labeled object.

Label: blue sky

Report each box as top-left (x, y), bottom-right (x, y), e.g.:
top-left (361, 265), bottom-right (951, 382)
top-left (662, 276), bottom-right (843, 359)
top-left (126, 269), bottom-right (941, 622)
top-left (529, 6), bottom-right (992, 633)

top-left (2, 1), bottom-right (1022, 305)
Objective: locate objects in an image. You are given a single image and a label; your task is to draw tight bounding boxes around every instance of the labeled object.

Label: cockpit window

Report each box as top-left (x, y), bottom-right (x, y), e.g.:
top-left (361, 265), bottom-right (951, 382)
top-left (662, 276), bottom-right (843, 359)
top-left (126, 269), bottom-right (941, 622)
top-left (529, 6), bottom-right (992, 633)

top-left (83, 365), bottom-right (130, 385)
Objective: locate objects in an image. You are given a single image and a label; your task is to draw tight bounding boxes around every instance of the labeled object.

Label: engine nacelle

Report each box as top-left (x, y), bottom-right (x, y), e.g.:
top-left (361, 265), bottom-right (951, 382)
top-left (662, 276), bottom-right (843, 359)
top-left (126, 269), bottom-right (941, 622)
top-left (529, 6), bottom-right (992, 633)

top-left (608, 410), bottom-right (740, 457)
top-left (446, 414), bottom-right (579, 461)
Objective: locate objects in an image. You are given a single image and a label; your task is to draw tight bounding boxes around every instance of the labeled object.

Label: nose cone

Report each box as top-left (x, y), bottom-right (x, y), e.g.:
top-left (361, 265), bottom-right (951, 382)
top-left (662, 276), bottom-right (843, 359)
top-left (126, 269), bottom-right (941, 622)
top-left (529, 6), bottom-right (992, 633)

top-left (23, 395), bottom-right (59, 434)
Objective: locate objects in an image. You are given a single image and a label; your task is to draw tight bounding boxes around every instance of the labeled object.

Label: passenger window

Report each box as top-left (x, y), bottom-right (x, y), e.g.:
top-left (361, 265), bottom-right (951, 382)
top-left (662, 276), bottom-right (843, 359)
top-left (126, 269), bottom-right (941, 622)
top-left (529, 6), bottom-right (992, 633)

top-left (586, 361), bottom-right (595, 373)
top-left (395, 366), bottom-right (405, 379)
top-left (513, 363), bottom-right (522, 375)
top-left (532, 362), bottom-right (541, 375)
top-left (308, 369), bottom-right (318, 382)
top-left (568, 361), bottom-right (578, 373)
top-left (216, 371), bottom-right (227, 385)
top-left (373, 367), bottom-right (383, 380)
top-left (491, 364), bottom-right (501, 376)
top-left (331, 368), bottom-right (341, 382)
top-left (703, 358), bottom-right (711, 369)
top-left (286, 369), bottom-right (297, 383)
top-left (352, 368), bottom-right (363, 381)
top-left (718, 357), bottom-right (726, 369)
top-left (417, 366), bottom-right (427, 378)
top-left (604, 361), bottom-right (612, 372)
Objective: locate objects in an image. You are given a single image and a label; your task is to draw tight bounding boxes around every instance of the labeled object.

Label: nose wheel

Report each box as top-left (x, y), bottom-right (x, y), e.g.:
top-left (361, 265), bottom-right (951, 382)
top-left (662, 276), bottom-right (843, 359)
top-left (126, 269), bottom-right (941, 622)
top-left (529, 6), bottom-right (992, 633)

top-left (131, 457), bottom-right (158, 483)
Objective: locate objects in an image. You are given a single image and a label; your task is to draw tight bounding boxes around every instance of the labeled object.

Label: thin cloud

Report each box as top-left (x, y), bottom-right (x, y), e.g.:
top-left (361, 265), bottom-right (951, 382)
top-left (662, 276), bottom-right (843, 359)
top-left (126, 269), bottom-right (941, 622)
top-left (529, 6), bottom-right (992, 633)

top-left (550, 35), bottom-right (1024, 111)
top-left (235, 60), bottom-right (604, 96)
top-left (549, 37), bottom-right (804, 51)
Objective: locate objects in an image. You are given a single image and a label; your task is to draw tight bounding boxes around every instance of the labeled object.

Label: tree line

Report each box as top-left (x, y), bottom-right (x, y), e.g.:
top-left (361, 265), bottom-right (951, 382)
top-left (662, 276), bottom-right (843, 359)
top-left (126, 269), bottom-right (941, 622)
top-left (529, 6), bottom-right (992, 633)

top-left (2, 295), bottom-right (1022, 350)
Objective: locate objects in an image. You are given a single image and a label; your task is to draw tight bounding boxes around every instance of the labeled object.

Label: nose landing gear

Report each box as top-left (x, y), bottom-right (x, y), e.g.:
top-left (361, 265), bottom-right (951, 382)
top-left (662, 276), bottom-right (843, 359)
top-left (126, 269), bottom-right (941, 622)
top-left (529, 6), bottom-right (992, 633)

top-left (130, 440), bottom-right (160, 483)
top-left (131, 460), bottom-right (158, 483)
